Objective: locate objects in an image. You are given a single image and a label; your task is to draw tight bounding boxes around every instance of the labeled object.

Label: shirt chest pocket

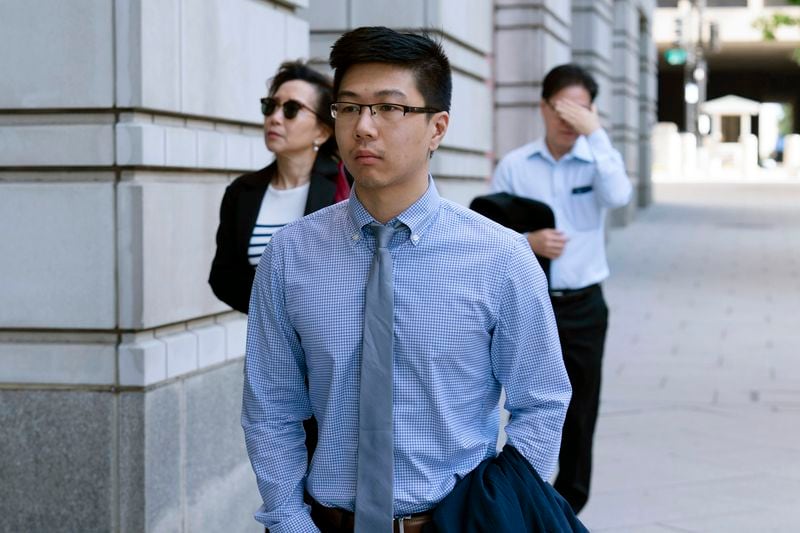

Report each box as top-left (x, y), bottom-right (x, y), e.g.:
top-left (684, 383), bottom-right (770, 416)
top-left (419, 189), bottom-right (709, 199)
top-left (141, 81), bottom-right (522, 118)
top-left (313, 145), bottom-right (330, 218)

top-left (564, 184), bottom-right (601, 231)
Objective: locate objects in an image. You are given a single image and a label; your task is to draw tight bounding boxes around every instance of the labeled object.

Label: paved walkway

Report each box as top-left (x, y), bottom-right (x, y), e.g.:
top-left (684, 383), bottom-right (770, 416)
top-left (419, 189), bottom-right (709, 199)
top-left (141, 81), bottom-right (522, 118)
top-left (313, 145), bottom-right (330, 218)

top-left (580, 182), bottom-right (800, 532)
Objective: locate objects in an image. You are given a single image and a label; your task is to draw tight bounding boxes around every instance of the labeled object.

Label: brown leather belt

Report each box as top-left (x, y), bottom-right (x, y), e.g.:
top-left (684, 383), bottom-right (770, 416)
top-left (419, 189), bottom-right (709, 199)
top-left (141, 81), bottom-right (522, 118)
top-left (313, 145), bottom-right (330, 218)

top-left (311, 499), bottom-right (433, 533)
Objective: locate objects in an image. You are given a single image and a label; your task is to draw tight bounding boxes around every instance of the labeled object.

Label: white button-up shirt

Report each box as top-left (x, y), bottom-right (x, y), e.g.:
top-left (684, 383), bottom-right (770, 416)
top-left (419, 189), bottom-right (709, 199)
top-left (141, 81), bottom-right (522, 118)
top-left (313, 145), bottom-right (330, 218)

top-left (491, 128), bottom-right (632, 290)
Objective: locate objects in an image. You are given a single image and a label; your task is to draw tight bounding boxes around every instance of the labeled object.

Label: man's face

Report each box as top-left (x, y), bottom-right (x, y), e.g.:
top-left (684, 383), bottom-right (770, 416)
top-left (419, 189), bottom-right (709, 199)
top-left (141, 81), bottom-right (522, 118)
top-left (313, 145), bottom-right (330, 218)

top-left (334, 62), bottom-right (448, 194)
top-left (541, 84), bottom-right (592, 156)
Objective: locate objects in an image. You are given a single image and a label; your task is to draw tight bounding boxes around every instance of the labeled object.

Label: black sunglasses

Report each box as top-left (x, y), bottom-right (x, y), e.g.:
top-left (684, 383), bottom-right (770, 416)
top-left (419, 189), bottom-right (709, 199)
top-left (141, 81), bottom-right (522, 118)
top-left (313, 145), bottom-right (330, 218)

top-left (260, 97), bottom-right (320, 120)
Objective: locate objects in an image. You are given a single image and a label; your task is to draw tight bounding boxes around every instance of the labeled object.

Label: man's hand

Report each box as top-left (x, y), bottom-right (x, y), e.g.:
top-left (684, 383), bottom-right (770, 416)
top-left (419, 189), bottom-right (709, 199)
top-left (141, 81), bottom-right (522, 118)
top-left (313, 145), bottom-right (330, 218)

top-left (526, 229), bottom-right (568, 259)
top-left (553, 100), bottom-right (600, 136)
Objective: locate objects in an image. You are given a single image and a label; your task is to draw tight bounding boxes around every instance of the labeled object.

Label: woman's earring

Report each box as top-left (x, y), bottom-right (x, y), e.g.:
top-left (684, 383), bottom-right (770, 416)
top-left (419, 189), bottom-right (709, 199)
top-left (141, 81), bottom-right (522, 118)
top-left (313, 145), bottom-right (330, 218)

top-left (312, 141), bottom-right (320, 153)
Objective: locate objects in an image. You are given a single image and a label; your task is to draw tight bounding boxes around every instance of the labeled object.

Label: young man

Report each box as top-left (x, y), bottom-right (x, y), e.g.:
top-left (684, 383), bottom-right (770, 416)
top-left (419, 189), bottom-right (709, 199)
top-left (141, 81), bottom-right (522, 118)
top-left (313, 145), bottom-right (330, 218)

top-left (492, 64), bottom-right (633, 513)
top-left (242, 27), bottom-right (571, 533)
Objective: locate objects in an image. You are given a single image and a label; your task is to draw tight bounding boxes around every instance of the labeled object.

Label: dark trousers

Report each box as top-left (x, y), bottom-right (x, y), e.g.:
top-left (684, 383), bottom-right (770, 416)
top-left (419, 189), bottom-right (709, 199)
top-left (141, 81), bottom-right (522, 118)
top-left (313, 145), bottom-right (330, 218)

top-left (550, 284), bottom-right (608, 514)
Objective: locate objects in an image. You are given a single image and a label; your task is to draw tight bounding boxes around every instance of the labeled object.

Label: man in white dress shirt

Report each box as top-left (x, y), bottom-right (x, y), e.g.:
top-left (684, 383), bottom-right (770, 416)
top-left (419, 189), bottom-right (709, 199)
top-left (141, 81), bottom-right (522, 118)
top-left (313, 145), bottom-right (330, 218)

top-left (491, 63), bottom-right (632, 514)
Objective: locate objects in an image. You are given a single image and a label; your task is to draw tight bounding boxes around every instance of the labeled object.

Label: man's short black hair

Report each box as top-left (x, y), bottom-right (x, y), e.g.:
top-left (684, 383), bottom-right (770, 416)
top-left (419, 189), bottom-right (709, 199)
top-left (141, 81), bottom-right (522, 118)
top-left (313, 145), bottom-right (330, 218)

top-left (329, 26), bottom-right (452, 113)
top-left (541, 64), bottom-right (598, 102)
top-left (268, 60), bottom-right (337, 155)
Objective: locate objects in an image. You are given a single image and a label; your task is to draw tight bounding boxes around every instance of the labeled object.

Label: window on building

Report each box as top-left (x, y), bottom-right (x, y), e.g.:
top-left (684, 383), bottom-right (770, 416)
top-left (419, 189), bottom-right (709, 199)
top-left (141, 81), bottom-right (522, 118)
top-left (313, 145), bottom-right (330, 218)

top-left (764, 0), bottom-right (798, 6)
top-left (721, 116), bottom-right (741, 142)
top-left (657, 0), bottom-right (679, 6)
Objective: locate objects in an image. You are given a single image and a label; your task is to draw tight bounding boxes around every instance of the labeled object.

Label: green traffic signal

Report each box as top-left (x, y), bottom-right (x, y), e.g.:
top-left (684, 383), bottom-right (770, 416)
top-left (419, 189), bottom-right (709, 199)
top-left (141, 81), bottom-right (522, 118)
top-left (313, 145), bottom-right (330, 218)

top-left (665, 47), bottom-right (688, 66)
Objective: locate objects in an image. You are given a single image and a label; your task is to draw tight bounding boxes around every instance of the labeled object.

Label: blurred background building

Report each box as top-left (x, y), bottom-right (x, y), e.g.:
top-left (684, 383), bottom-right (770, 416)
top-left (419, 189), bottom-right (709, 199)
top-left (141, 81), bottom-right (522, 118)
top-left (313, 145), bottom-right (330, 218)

top-left (0, 1), bottom-right (655, 531)
top-left (653, 0), bottom-right (800, 179)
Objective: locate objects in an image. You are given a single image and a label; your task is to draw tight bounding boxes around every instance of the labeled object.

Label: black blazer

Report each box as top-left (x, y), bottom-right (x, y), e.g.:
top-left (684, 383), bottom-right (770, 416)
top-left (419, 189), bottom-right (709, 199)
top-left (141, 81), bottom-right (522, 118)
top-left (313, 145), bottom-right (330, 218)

top-left (209, 154), bottom-right (341, 313)
top-left (470, 192), bottom-right (555, 284)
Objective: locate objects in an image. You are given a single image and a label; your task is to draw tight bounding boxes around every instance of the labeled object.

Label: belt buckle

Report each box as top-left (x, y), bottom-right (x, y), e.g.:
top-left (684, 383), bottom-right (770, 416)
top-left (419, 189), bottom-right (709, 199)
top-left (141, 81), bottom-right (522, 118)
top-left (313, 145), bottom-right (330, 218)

top-left (397, 515), bottom-right (411, 533)
top-left (550, 290), bottom-right (566, 297)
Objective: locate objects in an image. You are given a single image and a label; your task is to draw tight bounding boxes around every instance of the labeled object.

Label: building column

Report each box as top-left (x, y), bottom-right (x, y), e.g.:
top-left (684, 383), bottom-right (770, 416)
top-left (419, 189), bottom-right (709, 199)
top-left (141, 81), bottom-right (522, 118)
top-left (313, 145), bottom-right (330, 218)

top-left (494, 0), bottom-right (572, 159)
top-left (0, 1), bottom-right (308, 531)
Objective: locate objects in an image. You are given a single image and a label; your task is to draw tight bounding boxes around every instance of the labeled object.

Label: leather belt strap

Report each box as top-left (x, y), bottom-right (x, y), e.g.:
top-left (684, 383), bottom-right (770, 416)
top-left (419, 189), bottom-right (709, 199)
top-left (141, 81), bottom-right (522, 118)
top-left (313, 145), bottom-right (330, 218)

top-left (310, 500), bottom-right (433, 533)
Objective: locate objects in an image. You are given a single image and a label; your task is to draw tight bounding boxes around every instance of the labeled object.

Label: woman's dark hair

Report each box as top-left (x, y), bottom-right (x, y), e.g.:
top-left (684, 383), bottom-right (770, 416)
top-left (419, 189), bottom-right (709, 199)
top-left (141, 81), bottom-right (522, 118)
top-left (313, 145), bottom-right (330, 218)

top-left (541, 64), bottom-right (599, 102)
top-left (268, 60), bottom-right (337, 156)
top-left (329, 26), bottom-right (452, 114)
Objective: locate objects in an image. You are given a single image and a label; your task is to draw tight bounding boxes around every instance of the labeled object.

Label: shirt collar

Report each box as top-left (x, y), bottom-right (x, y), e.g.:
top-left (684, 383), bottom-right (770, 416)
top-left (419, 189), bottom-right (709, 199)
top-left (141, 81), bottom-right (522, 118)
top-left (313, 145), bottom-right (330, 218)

top-left (527, 135), bottom-right (594, 164)
top-left (347, 176), bottom-right (441, 246)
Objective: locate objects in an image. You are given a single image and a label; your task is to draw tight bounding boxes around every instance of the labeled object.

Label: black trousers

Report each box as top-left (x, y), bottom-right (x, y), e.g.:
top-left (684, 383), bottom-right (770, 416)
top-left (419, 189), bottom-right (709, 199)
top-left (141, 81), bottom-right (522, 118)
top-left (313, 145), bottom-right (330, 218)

top-left (550, 284), bottom-right (608, 514)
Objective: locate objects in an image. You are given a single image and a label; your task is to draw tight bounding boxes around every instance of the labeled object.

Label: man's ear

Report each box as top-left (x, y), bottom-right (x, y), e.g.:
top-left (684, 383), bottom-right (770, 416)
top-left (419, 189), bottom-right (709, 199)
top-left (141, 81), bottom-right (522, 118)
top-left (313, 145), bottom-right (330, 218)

top-left (428, 111), bottom-right (449, 153)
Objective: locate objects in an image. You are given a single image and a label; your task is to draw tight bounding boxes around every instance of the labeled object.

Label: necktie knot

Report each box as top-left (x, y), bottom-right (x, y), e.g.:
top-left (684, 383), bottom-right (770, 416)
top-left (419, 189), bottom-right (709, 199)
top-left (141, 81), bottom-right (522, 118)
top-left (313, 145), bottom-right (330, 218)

top-left (369, 222), bottom-right (397, 249)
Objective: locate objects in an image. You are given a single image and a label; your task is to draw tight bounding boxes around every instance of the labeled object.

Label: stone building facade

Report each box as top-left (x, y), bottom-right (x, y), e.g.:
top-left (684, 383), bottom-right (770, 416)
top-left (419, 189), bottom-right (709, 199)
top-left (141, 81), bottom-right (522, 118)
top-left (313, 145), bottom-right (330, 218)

top-left (0, 1), bottom-right (654, 531)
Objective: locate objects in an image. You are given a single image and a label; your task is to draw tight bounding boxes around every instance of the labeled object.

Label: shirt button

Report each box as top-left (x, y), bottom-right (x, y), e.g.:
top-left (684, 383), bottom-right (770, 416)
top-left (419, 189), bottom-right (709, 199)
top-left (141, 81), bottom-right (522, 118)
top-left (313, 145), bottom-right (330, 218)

top-left (411, 234), bottom-right (420, 243)
top-left (352, 233), bottom-right (360, 241)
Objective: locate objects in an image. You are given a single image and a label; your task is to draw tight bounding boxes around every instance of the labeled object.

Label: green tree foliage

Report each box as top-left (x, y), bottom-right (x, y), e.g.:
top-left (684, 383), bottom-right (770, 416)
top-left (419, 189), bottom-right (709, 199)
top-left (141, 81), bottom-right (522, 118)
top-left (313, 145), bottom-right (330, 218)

top-left (754, 0), bottom-right (800, 64)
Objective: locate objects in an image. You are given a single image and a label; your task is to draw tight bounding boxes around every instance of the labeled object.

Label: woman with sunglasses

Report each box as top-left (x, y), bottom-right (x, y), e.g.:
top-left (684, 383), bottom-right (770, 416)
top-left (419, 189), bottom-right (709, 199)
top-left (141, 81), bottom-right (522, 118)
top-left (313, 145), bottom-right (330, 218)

top-left (209, 60), bottom-right (349, 314)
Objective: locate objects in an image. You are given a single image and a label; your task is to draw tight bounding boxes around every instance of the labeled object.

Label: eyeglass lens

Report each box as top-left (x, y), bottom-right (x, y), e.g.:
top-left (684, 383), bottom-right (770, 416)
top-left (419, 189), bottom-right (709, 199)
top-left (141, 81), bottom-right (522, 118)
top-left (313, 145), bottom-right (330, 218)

top-left (262, 98), bottom-right (303, 119)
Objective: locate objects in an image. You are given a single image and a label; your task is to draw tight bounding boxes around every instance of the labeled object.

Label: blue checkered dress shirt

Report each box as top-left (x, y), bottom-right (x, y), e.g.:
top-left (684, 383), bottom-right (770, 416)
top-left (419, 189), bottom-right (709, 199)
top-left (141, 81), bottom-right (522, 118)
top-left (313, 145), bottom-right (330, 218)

top-left (242, 180), bottom-right (571, 532)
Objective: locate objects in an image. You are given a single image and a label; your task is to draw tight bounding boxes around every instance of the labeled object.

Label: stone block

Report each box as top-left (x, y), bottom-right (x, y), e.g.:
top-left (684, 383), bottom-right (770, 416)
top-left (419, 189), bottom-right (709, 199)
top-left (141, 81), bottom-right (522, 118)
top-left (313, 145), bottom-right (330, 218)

top-left (185, 361), bottom-right (261, 533)
top-left (430, 151), bottom-right (492, 181)
top-left (181, 0), bottom-right (287, 123)
top-left (495, 28), bottom-right (570, 85)
top-left (165, 126), bottom-right (198, 168)
top-left (252, 136), bottom-right (273, 169)
top-left (447, 74), bottom-right (492, 153)
top-left (118, 392), bottom-right (146, 533)
top-left (0, 390), bottom-right (114, 532)
top-left (141, 0), bottom-right (181, 112)
top-left (285, 12), bottom-right (310, 59)
top-left (351, 0), bottom-right (426, 27)
top-left (222, 317), bottom-right (248, 360)
top-left (303, 0), bottom-right (348, 30)
top-left (0, 124), bottom-right (114, 166)
top-left (195, 324), bottom-right (227, 369)
top-left (0, 183), bottom-right (116, 329)
top-left (438, 0), bottom-right (492, 53)
top-left (197, 129), bottom-right (227, 169)
top-left (117, 180), bottom-right (230, 330)
top-left (162, 330), bottom-right (198, 378)
top-left (0, 341), bottom-right (115, 386)
top-left (119, 338), bottom-right (168, 387)
top-left (435, 177), bottom-right (491, 208)
top-left (116, 122), bottom-right (167, 166)
top-left (0, 1), bottom-right (113, 108)
top-left (118, 384), bottom-right (183, 533)
top-left (495, 106), bottom-right (544, 159)
top-left (441, 38), bottom-right (491, 81)
top-left (226, 133), bottom-right (255, 170)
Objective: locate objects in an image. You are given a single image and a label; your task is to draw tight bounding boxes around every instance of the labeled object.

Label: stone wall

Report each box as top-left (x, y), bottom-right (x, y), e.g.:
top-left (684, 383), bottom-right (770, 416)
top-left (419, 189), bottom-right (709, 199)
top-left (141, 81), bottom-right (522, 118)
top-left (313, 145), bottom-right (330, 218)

top-left (0, 1), bottom-right (308, 531)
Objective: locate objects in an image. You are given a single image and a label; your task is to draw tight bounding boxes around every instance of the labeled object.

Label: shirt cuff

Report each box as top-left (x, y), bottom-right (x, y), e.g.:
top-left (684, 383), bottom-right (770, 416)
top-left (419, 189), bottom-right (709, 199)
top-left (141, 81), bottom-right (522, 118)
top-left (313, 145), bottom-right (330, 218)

top-left (586, 128), bottom-right (613, 153)
top-left (256, 505), bottom-right (319, 533)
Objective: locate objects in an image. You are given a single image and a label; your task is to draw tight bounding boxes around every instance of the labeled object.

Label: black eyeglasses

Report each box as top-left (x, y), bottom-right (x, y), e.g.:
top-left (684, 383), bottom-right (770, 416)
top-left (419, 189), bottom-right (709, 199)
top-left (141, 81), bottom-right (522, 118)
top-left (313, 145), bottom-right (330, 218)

top-left (330, 102), bottom-right (442, 124)
top-left (260, 97), bottom-right (320, 120)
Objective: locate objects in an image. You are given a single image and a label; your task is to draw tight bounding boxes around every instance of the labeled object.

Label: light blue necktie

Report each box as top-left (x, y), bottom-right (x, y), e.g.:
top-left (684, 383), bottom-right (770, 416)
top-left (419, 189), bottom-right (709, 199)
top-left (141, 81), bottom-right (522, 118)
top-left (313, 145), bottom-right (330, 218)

top-left (355, 222), bottom-right (397, 533)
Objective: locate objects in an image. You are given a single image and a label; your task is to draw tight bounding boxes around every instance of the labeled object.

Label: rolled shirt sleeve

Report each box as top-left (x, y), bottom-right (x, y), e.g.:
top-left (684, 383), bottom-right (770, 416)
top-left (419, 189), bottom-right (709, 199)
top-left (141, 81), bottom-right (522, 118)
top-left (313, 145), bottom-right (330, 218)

top-left (490, 236), bottom-right (572, 479)
top-left (241, 238), bottom-right (319, 533)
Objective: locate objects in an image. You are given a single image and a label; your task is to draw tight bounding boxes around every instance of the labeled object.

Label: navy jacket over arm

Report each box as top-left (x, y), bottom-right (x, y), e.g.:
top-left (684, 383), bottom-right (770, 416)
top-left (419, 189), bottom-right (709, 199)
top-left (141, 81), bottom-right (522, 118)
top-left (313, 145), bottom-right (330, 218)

top-left (429, 446), bottom-right (589, 533)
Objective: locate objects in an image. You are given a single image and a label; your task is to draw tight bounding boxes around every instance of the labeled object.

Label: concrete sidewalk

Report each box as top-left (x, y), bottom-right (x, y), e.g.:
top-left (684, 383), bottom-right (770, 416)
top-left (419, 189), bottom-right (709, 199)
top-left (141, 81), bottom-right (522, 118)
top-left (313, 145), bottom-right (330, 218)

top-left (580, 183), bottom-right (800, 532)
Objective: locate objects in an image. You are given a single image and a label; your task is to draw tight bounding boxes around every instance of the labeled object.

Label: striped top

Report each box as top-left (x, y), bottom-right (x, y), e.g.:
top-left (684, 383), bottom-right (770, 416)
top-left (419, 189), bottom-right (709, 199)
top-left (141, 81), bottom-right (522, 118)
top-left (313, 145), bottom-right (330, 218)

top-left (248, 182), bottom-right (310, 266)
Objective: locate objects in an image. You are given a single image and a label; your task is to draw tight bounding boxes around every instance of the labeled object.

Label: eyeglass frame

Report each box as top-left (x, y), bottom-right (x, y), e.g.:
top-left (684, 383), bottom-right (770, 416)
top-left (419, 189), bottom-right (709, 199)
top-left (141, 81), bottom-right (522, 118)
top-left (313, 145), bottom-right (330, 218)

top-left (260, 97), bottom-right (323, 121)
top-left (330, 101), bottom-right (443, 121)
